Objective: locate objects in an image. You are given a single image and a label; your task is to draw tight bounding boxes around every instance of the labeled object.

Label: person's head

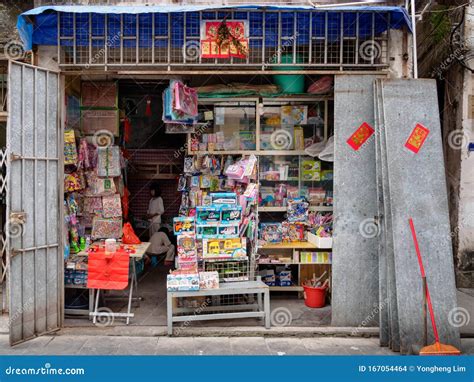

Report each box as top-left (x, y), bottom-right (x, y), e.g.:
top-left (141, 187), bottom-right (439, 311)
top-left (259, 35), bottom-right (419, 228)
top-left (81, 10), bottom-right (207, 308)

top-left (149, 182), bottom-right (161, 198)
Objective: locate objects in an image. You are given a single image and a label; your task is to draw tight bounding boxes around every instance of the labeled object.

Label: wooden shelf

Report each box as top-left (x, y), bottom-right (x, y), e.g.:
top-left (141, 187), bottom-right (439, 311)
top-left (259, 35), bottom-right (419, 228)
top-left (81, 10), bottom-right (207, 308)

top-left (258, 242), bottom-right (317, 249)
top-left (259, 177), bottom-right (299, 182)
top-left (269, 286), bottom-right (304, 292)
top-left (258, 262), bottom-right (331, 265)
top-left (258, 206), bottom-right (333, 212)
top-left (188, 150), bottom-right (310, 156)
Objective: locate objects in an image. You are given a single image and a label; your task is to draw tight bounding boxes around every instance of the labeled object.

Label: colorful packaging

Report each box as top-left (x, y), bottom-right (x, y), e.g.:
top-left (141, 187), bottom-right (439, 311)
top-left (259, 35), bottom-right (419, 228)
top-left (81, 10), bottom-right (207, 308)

top-left (301, 159), bottom-right (321, 181)
top-left (220, 206), bottom-right (242, 224)
top-left (287, 198), bottom-right (309, 222)
top-left (177, 235), bottom-right (197, 262)
top-left (202, 238), bottom-right (246, 258)
top-left (166, 273), bottom-right (200, 291)
top-left (196, 206), bottom-right (220, 224)
top-left (282, 222), bottom-right (306, 242)
top-left (260, 223), bottom-right (283, 244)
top-left (173, 217), bottom-right (196, 235)
top-left (210, 192), bottom-right (237, 205)
top-left (199, 272), bottom-right (219, 289)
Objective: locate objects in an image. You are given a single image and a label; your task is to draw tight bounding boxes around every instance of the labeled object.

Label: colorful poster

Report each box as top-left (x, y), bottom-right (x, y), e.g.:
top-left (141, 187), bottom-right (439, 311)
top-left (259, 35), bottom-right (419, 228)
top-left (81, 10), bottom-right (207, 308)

top-left (346, 122), bottom-right (375, 151)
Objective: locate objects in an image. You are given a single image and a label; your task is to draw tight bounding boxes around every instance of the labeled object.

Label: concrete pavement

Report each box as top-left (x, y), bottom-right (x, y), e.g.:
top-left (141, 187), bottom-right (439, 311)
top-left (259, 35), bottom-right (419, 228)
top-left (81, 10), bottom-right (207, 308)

top-left (1, 334), bottom-right (473, 355)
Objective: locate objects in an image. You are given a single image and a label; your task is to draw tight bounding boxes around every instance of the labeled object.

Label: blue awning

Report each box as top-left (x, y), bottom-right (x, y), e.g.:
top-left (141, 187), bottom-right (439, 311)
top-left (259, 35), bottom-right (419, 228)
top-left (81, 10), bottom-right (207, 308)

top-left (18, 4), bottom-right (412, 51)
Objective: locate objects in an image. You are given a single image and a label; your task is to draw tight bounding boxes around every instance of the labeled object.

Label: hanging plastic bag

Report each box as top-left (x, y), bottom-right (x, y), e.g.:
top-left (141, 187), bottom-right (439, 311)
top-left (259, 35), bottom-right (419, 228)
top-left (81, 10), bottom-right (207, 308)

top-left (122, 222), bottom-right (141, 244)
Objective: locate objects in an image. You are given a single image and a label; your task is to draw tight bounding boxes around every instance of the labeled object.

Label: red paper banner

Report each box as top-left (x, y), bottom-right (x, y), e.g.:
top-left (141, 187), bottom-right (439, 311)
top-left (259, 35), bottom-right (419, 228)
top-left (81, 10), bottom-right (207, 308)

top-left (87, 250), bottom-right (130, 290)
top-left (347, 122), bottom-right (375, 151)
top-left (405, 124), bottom-right (430, 153)
top-left (200, 21), bottom-right (248, 59)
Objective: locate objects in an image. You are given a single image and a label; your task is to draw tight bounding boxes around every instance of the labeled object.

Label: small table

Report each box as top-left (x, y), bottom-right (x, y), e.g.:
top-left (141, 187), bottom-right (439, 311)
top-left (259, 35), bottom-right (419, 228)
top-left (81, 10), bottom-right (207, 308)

top-left (77, 242), bottom-right (150, 325)
top-left (167, 280), bottom-right (270, 335)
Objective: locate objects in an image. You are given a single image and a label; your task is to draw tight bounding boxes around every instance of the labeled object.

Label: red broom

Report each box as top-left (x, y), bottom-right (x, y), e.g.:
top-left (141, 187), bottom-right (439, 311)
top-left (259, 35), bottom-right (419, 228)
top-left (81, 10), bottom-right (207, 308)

top-left (408, 218), bottom-right (461, 355)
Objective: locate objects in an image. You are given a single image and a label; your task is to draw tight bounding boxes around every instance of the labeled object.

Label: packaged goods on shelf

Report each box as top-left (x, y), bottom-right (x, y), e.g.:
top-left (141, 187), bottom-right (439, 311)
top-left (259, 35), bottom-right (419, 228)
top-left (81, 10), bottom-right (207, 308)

top-left (167, 273), bottom-right (200, 292)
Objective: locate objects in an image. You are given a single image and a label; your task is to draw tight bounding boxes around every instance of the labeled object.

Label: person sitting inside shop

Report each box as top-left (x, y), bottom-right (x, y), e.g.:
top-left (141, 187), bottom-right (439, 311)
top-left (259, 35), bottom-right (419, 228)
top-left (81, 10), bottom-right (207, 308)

top-left (146, 182), bottom-right (164, 238)
top-left (146, 227), bottom-right (176, 266)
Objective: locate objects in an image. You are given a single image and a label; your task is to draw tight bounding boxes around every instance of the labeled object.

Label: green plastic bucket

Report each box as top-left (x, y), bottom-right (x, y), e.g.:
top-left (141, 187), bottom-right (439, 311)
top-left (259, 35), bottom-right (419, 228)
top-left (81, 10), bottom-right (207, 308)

top-left (272, 53), bottom-right (305, 94)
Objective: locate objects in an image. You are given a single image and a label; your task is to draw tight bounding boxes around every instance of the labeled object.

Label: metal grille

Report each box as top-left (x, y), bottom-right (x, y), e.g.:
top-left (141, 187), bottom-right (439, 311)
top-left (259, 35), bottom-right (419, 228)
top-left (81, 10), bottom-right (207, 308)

top-left (203, 259), bottom-right (250, 283)
top-left (57, 10), bottom-right (391, 70)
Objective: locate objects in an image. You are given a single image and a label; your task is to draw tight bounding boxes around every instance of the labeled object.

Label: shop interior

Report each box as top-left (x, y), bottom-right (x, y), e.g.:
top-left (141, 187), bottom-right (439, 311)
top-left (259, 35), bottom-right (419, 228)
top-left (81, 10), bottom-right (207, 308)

top-left (63, 73), bottom-right (334, 328)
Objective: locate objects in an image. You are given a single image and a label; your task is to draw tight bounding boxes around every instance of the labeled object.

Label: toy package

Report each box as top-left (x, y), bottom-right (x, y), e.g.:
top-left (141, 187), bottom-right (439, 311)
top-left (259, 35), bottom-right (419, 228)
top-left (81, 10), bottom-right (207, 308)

top-left (287, 198), bottom-right (309, 222)
top-left (173, 217), bottom-right (196, 235)
top-left (220, 206), bottom-right (242, 224)
top-left (202, 238), bottom-right (246, 258)
top-left (196, 206), bottom-right (220, 224)
top-left (177, 235), bottom-right (197, 262)
top-left (210, 192), bottom-right (237, 205)
top-left (259, 269), bottom-right (276, 286)
top-left (282, 222), bottom-right (306, 242)
top-left (301, 159), bottom-right (321, 181)
top-left (277, 269), bottom-right (292, 287)
top-left (260, 223), bottom-right (283, 244)
top-left (167, 273), bottom-right (200, 291)
top-left (199, 271), bottom-right (220, 289)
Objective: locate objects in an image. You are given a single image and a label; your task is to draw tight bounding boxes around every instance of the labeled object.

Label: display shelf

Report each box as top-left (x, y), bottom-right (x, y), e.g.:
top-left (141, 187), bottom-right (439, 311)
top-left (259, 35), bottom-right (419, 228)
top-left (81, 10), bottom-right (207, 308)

top-left (258, 261), bottom-right (331, 265)
top-left (258, 242), bottom-right (317, 249)
top-left (269, 285), bottom-right (304, 292)
top-left (259, 177), bottom-right (299, 181)
top-left (258, 206), bottom-right (333, 212)
top-left (203, 256), bottom-right (249, 262)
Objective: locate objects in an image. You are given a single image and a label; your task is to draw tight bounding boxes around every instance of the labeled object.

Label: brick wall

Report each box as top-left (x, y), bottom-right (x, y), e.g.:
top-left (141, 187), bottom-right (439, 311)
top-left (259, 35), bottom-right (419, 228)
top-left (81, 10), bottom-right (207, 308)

top-left (127, 149), bottom-right (183, 225)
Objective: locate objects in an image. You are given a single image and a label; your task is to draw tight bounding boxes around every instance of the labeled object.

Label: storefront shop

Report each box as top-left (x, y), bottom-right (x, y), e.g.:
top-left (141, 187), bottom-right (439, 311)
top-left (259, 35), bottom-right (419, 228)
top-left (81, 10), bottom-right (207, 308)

top-left (4, 4), bottom-right (459, 354)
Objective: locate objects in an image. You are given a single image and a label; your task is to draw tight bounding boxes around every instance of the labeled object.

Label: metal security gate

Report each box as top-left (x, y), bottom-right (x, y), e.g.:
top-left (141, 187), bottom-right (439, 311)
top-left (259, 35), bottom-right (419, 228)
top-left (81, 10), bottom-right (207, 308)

top-left (7, 61), bottom-right (62, 345)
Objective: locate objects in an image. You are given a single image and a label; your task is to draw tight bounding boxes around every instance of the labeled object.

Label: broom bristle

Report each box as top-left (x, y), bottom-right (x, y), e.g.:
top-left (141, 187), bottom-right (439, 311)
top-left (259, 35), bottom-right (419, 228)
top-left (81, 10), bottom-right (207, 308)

top-left (419, 342), bottom-right (461, 356)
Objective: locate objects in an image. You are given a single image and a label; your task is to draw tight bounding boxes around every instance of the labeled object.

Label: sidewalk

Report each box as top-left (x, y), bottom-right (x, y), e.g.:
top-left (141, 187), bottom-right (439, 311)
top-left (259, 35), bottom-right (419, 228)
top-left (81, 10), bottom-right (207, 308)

top-left (1, 334), bottom-right (473, 355)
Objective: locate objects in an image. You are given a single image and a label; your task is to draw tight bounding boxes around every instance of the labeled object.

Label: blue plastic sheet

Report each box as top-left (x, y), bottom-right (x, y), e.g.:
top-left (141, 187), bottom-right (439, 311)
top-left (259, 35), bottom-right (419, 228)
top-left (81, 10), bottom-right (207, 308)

top-left (18, 5), bottom-right (412, 50)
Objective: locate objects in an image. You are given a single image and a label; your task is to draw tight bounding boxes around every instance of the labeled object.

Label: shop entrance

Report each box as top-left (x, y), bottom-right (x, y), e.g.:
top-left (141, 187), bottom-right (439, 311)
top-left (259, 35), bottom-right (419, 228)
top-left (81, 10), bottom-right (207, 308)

top-left (62, 74), bottom-right (334, 330)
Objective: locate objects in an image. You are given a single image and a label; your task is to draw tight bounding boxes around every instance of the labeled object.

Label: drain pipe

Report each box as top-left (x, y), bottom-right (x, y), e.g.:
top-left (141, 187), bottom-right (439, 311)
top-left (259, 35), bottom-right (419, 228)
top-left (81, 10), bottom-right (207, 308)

top-left (410, 0), bottom-right (418, 78)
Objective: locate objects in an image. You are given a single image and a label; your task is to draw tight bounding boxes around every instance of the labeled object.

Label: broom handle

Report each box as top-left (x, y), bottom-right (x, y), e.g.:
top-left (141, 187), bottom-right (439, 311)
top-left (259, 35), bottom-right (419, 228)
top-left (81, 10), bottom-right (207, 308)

top-left (408, 218), bottom-right (440, 344)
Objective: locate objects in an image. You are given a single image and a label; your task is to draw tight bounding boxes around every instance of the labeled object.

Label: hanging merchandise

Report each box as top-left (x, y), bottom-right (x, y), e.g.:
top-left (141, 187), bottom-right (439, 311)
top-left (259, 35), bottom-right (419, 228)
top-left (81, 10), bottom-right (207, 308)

top-left (91, 217), bottom-right (122, 240)
top-left (85, 171), bottom-right (117, 196)
top-left (102, 194), bottom-right (123, 218)
top-left (123, 117), bottom-right (132, 143)
top-left (97, 146), bottom-right (121, 178)
top-left (122, 187), bottom-right (130, 220)
top-left (64, 171), bottom-right (85, 193)
top-left (173, 81), bottom-right (198, 117)
top-left (77, 138), bottom-right (96, 169)
top-left (145, 96), bottom-right (152, 117)
top-left (83, 196), bottom-right (103, 214)
top-left (162, 80), bottom-right (198, 124)
top-left (64, 130), bottom-right (78, 166)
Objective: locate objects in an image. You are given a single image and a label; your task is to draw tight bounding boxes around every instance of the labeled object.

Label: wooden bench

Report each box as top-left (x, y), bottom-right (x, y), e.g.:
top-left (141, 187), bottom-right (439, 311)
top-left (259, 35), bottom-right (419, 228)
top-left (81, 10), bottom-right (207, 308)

top-left (167, 280), bottom-right (270, 335)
